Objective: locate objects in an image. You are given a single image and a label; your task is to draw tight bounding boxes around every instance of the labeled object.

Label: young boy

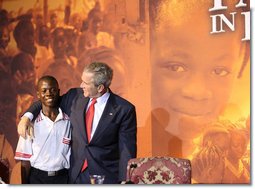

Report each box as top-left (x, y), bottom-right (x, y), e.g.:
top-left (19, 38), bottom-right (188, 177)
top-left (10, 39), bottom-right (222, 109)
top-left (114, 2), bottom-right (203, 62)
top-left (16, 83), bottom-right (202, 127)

top-left (15, 75), bottom-right (71, 184)
top-left (150, 0), bottom-right (250, 183)
top-left (150, 0), bottom-right (249, 154)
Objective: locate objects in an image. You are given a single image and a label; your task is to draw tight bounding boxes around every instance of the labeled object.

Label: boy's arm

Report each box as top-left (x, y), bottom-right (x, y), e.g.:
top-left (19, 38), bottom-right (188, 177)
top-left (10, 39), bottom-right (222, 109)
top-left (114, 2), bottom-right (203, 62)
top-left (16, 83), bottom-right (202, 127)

top-left (17, 116), bottom-right (34, 139)
top-left (21, 161), bottom-right (31, 184)
top-left (17, 101), bottom-right (42, 139)
top-left (15, 135), bottom-right (32, 184)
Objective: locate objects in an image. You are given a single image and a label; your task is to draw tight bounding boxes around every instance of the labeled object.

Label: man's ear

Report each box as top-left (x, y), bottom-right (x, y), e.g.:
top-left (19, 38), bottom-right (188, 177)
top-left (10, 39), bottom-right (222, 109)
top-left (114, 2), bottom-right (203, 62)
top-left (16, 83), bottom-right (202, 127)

top-left (97, 84), bottom-right (105, 93)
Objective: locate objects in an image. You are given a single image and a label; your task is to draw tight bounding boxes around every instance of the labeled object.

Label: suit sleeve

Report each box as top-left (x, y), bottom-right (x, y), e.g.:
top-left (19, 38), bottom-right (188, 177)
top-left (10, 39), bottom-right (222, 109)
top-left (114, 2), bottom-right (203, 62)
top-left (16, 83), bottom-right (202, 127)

top-left (26, 101), bottom-right (42, 120)
top-left (118, 104), bottom-right (137, 181)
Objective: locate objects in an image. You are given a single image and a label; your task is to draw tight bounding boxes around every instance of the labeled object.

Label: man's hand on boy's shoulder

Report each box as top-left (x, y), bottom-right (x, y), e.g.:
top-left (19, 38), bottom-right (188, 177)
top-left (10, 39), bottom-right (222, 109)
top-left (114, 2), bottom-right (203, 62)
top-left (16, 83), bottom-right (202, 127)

top-left (17, 116), bottom-right (34, 139)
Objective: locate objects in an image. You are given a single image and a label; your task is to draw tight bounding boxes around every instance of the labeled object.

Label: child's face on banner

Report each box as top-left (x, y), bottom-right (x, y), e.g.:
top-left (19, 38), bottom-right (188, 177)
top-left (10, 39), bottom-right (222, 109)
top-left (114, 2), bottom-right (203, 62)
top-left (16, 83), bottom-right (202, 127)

top-left (151, 1), bottom-right (243, 133)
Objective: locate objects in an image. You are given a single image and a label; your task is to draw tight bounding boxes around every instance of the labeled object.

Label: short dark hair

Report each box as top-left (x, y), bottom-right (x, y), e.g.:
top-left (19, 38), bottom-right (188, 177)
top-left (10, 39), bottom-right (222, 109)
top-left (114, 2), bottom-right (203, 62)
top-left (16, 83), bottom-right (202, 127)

top-left (37, 75), bottom-right (59, 90)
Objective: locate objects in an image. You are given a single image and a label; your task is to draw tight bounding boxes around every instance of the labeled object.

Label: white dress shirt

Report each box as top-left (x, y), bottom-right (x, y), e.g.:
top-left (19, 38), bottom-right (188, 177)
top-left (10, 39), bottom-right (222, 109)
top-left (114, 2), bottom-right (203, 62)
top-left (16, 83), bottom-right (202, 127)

top-left (87, 92), bottom-right (110, 139)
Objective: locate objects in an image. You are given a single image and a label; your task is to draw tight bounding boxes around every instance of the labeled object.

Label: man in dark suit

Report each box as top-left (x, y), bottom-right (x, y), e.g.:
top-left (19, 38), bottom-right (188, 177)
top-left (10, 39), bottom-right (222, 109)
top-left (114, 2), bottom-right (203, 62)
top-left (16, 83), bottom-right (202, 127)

top-left (17, 62), bottom-right (137, 184)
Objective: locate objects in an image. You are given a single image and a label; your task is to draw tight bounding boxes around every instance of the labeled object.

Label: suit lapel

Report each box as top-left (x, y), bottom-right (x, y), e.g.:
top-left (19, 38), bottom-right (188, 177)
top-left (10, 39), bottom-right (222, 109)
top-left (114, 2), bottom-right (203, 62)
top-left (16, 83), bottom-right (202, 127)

top-left (75, 95), bottom-right (90, 142)
top-left (90, 93), bottom-right (117, 143)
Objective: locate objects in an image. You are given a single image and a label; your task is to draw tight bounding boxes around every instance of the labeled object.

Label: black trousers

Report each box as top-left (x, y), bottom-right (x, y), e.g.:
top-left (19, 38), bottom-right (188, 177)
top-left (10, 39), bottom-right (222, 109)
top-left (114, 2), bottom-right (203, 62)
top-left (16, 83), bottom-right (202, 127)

top-left (29, 167), bottom-right (68, 184)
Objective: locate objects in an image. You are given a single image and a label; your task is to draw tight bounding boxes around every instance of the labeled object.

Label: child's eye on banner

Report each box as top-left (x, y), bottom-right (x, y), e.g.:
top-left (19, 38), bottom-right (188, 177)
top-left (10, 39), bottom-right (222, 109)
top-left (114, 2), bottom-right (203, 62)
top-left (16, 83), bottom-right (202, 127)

top-left (212, 67), bottom-right (230, 77)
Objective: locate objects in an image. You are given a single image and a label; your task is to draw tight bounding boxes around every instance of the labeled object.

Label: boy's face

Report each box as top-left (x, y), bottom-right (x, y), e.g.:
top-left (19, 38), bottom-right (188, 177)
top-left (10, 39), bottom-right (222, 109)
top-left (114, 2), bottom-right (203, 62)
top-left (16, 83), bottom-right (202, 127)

top-left (151, 1), bottom-right (243, 126)
top-left (37, 79), bottom-right (60, 108)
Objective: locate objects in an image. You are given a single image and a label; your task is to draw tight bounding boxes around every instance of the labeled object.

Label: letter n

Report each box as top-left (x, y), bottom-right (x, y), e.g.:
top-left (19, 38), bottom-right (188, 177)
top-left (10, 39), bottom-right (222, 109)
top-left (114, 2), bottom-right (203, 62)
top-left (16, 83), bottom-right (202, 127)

top-left (210, 12), bottom-right (236, 34)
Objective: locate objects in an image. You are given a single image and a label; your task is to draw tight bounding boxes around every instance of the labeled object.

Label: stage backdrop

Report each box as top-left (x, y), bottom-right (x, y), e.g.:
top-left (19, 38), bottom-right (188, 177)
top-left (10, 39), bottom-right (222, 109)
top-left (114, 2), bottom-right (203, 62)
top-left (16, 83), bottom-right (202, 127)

top-left (0, 0), bottom-right (250, 184)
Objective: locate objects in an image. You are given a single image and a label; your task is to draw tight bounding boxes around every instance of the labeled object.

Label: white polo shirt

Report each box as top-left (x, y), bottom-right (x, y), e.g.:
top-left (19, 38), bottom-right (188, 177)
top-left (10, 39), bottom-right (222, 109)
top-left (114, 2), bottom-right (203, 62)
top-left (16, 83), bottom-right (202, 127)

top-left (15, 108), bottom-right (71, 171)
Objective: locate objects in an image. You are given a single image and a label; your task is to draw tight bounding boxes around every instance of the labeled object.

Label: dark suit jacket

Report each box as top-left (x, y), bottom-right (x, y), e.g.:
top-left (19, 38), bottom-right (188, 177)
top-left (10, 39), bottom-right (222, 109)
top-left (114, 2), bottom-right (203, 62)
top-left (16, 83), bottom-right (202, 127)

top-left (28, 88), bottom-right (137, 184)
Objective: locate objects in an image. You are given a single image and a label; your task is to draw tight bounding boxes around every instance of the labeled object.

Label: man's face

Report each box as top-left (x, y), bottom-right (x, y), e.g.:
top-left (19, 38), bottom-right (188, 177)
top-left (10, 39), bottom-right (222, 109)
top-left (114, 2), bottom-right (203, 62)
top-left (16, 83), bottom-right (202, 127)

top-left (80, 71), bottom-right (99, 98)
top-left (37, 80), bottom-right (60, 108)
top-left (151, 4), bottom-right (242, 125)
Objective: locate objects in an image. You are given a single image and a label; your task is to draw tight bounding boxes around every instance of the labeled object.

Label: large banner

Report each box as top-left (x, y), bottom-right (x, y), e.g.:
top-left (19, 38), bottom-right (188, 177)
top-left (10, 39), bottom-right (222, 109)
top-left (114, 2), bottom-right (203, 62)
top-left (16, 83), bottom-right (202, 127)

top-left (150, 0), bottom-right (250, 184)
top-left (0, 0), bottom-right (250, 184)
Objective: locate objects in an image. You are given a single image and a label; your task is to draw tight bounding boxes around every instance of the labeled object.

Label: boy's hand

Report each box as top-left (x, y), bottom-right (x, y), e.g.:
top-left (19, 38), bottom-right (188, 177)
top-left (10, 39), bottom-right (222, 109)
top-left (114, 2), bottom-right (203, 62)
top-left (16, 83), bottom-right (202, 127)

top-left (17, 116), bottom-right (34, 139)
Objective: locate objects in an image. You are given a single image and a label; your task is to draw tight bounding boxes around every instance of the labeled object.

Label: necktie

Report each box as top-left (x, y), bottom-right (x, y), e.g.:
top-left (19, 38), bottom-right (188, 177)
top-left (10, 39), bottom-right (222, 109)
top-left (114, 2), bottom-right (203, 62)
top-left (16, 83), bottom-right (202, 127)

top-left (81, 98), bottom-right (97, 172)
top-left (86, 98), bottom-right (97, 142)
